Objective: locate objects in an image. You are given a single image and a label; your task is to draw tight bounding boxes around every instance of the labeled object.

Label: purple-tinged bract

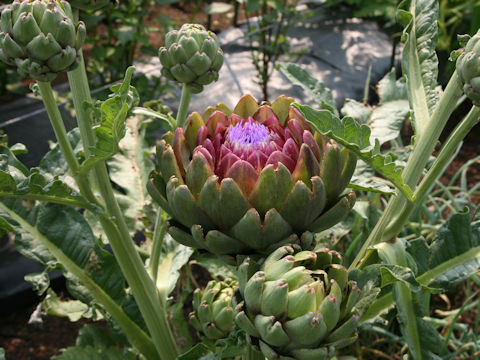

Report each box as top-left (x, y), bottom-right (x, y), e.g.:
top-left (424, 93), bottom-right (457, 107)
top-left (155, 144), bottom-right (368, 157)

top-left (148, 95), bottom-right (357, 256)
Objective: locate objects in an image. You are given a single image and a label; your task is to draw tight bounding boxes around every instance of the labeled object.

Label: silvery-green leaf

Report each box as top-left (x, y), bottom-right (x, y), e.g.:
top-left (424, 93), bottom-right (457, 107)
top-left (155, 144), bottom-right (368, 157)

top-left (397, 0), bottom-right (439, 135)
top-left (280, 62), bottom-right (338, 115)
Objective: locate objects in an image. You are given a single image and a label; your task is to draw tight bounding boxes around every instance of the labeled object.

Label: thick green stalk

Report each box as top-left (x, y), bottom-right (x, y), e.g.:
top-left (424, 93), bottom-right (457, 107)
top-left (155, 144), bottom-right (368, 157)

top-left (384, 105), bottom-right (480, 238)
top-left (150, 209), bottom-right (167, 284)
top-left (176, 83), bottom-right (192, 129)
top-left (349, 72), bottom-right (464, 270)
top-left (362, 244), bottom-right (480, 323)
top-left (0, 202), bottom-right (160, 360)
top-left (95, 168), bottom-right (179, 360)
top-left (67, 66), bottom-right (179, 359)
top-left (67, 51), bottom-right (95, 157)
top-left (37, 81), bottom-right (96, 203)
top-left (35, 81), bottom-right (164, 359)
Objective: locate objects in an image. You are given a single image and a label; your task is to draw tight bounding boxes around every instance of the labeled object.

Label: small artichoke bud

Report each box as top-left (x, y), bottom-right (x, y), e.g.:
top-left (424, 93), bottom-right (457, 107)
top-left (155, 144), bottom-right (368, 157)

top-left (0, 0), bottom-right (86, 82)
top-left (159, 23), bottom-right (224, 94)
top-left (456, 29), bottom-right (480, 106)
top-left (68, 0), bottom-right (113, 11)
top-left (189, 279), bottom-right (238, 341)
top-left (236, 246), bottom-right (361, 359)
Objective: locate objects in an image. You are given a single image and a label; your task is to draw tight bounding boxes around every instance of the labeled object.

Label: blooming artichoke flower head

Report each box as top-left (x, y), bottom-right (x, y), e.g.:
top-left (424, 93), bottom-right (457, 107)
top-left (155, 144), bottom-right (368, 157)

top-left (0, 0), bottom-right (86, 82)
top-left (189, 278), bottom-right (238, 341)
top-left (159, 23), bottom-right (223, 93)
top-left (236, 245), bottom-right (361, 360)
top-left (148, 95), bottom-right (356, 256)
top-left (68, 0), bottom-right (113, 10)
top-left (456, 29), bottom-right (480, 106)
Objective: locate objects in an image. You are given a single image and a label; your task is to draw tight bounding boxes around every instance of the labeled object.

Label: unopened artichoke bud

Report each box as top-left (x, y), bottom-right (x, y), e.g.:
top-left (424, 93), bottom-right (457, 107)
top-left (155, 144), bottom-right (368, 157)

top-left (0, 0), bottom-right (86, 82)
top-left (189, 279), bottom-right (238, 340)
top-left (148, 95), bottom-right (356, 256)
top-left (68, 0), bottom-right (113, 11)
top-left (235, 245), bottom-right (361, 360)
top-left (456, 29), bottom-right (480, 106)
top-left (159, 23), bottom-right (224, 93)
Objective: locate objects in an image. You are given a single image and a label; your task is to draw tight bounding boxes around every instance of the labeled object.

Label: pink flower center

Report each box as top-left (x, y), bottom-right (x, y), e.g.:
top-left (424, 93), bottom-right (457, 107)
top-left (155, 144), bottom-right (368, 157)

top-left (225, 118), bottom-right (271, 150)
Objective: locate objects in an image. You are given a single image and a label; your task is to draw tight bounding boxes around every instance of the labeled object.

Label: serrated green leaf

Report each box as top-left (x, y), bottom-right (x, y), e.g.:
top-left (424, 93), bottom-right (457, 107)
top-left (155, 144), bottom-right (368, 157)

top-left (349, 161), bottom-right (395, 195)
top-left (133, 107), bottom-right (176, 131)
top-left (39, 129), bottom-right (83, 180)
top-left (43, 288), bottom-right (91, 322)
top-left (0, 200), bottom-right (157, 359)
top-left (80, 67), bottom-right (136, 174)
top-left (398, 0), bottom-right (439, 135)
top-left (363, 210), bottom-right (480, 324)
top-left (341, 99), bottom-right (371, 124)
top-left (156, 234), bottom-right (194, 301)
top-left (368, 100), bottom-right (410, 145)
top-left (25, 269), bottom-right (51, 296)
top-left (279, 63), bottom-right (338, 115)
top-left (376, 239), bottom-right (424, 358)
top-left (419, 208), bottom-right (480, 289)
top-left (342, 70), bottom-right (410, 146)
top-left (76, 325), bottom-right (117, 348)
top-left (294, 103), bottom-right (414, 200)
top-left (0, 150), bottom-right (92, 208)
top-left (108, 116), bottom-right (154, 234)
top-left (379, 264), bottom-right (421, 292)
top-left (192, 253), bottom-right (237, 280)
top-left (377, 69), bottom-right (408, 102)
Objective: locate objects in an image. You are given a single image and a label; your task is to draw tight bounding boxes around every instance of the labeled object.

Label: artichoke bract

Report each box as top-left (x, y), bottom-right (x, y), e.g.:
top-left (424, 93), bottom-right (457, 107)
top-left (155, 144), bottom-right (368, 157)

top-left (236, 245), bottom-right (361, 360)
top-left (189, 279), bottom-right (238, 340)
top-left (159, 23), bottom-right (224, 93)
top-left (68, 0), bottom-right (112, 10)
top-left (148, 95), bottom-right (356, 256)
top-left (0, 0), bottom-right (86, 82)
top-left (456, 29), bottom-right (480, 106)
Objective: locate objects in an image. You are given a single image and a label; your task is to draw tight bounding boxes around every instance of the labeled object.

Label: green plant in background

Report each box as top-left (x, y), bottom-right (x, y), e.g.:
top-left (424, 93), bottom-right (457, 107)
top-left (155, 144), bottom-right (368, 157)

top-left (437, 0), bottom-right (480, 51)
top-left (242, 0), bottom-right (297, 101)
top-left (0, 0), bottom-right (480, 360)
top-left (0, 60), bottom-right (25, 97)
top-left (81, 0), bottom-right (162, 86)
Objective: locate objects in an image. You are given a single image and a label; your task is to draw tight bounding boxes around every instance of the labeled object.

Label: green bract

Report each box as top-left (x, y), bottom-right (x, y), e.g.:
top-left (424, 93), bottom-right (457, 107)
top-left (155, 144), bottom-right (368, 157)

top-left (236, 245), bottom-right (361, 360)
top-left (0, 0), bottom-right (86, 82)
top-left (456, 29), bottom-right (480, 106)
top-left (189, 279), bottom-right (238, 340)
top-left (148, 95), bottom-right (356, 256)
top-left (159, 23), bottom-right (224, 93)
top-left (68, 0), bottom-right (112, 11)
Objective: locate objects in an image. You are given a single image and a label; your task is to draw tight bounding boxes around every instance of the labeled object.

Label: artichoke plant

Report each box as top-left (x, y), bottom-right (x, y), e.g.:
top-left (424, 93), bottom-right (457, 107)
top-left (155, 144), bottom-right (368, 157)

top-left (148, 95), bottom-right (356, 256)
top-left (159, 23), bottom-right (224, 93)
top-left (68, 0), bottom-right (112, 10)
top-left (0, 0), bottom-right (86, 82)
top-left (456, 29), bottom-right (480, 106)
top-left (189, 278), bottom-right (238, 341)
top-left (235, 245), bottom-right (361, 360)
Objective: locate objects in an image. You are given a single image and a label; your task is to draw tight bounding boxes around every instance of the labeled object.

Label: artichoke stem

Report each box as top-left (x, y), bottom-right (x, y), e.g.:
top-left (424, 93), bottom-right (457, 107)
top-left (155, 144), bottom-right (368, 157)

top-left (349, 72), bottom-right (464, 270)
top-left (176, 83), bottom-right (192, 129)
top-left (150, 210), bottom-right (167, 285)
top-left (37, 81), bottom-right (96, 203)
top-left (67, 50), bottom-right (95, 157)
top-left (67, 59), bottom-right (180, 358)
top-left (385, 104), bottom-right (480, 239)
